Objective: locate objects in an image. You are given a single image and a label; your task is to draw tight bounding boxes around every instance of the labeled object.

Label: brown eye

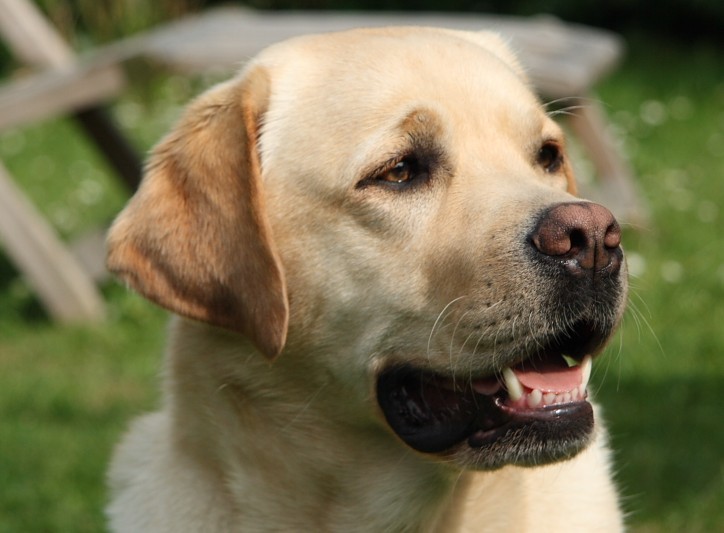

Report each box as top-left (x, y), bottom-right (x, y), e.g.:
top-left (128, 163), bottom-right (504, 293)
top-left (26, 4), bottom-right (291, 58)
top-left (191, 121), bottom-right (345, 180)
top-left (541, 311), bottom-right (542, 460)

top-left (359, 156), bottom-right (430, 190)
top-left (537, 142), bottom-right (564, 173)
top-left (380, 160), bottom-right (414, 183)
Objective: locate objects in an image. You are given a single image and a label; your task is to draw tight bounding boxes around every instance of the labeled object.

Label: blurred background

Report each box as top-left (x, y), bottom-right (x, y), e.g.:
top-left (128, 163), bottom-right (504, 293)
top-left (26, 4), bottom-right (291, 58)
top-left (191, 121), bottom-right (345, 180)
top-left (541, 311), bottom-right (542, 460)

top-left (0, 1), bottom-right (722, 531)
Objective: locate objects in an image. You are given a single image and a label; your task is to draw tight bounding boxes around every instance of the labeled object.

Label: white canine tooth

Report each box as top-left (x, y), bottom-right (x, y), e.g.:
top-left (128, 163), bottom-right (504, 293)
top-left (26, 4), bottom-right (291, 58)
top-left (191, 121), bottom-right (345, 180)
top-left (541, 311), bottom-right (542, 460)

top-left (571, 387), bottom-right (579, 401)
top-left (581, 355), bottom-right (592, 392)
top-left (543, 392), bottom-right (556, 405)
top-left (527, 389), bottom-right (543, 408)
top-left (579, 385), bottom-right (587, 399)
top-left (502, 367), bottom-right (523, 401)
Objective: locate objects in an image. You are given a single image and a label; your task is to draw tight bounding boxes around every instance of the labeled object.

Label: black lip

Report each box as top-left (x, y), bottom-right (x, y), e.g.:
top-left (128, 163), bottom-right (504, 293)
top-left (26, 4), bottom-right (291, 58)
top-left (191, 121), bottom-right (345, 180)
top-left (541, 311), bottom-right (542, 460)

top-left (467, 400), bottom-right (593, 449)
top-left (376, 365), bottom-right (593, 458)
top-left (376, 366), bottom-right (495, 453)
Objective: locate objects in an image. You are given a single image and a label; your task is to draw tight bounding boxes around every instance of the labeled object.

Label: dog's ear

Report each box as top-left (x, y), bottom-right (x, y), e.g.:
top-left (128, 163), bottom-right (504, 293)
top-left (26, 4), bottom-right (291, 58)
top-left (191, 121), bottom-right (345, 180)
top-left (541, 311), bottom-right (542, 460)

top-left (106, 67), bottom-right (289, 359)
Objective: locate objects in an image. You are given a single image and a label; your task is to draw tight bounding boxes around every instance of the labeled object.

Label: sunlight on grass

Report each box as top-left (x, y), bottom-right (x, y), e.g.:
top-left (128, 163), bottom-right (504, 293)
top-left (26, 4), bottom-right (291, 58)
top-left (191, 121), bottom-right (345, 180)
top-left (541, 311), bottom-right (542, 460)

top-left (590, 36), bottom-right (724, 532)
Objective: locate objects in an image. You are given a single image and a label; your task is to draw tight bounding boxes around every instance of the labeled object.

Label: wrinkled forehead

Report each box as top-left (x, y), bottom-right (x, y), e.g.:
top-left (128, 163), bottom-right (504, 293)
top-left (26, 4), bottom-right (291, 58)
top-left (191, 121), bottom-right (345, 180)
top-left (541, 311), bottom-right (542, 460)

top-left (258, 28), bottom-right (538, 118)
top-left (252, 28), bottom-right (546, 174)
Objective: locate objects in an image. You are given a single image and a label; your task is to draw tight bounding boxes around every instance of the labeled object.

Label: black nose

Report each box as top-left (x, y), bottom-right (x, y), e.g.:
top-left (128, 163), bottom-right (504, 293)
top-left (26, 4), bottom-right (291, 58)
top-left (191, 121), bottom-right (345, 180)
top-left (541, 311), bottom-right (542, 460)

top-left (529, 202), bottom-right (622, 277)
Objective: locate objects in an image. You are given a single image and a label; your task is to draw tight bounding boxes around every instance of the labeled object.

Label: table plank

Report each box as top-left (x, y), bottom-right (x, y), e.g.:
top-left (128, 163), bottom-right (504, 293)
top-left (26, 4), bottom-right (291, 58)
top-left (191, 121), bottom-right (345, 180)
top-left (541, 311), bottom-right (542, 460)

top-left (135, 9), bottom-right (623, 97)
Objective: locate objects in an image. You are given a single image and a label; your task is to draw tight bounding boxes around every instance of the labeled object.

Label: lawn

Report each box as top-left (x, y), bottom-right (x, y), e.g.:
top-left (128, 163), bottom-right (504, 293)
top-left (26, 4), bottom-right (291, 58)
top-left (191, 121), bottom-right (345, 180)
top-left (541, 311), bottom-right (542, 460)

top-left (0, 33), bottom-right (722, 531)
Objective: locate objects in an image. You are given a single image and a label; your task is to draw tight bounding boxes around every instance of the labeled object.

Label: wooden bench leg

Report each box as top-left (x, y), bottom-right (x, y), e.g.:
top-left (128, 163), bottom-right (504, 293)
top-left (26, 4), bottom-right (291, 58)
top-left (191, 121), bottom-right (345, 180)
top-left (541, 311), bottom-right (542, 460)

top-left (74, 106), bottom-right (143, 191)
top-left (566, 97), bottom-right (649, 227)
top-left (0, 161), bottom-right (105, 322)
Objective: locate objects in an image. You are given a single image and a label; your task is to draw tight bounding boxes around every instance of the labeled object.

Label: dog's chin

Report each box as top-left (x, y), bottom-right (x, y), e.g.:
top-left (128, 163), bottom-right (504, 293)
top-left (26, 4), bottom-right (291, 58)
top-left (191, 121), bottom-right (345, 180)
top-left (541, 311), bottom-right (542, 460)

top-left (376, 350), bottom-right (597, 470)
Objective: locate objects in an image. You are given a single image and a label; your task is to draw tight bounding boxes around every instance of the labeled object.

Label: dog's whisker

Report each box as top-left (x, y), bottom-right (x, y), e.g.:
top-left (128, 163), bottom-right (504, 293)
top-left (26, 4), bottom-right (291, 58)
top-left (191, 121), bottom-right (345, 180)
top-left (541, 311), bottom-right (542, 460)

top-left (467, 359), bottom-right (476, 395)
top-left (544, 95), bottom-right (609, 121)
top-left (546, 106), bottom-right (588, 119)
top-left (489, 322), bottom-right (507, 369)
top-left (459, 329), bottom-right (480, 360)
top-left (590, 337), bottom-right (617, 396)
top-left (619, 219), bottom-right (649, 232)
top-left (427, 295), bottom-right (467, 358)
top-left (509, 314), bottom-right (519, 344)
top-left (626, 302), bottom-right (644, 341)
top-left (470, 331), bottom-right (487, 362)
top-left (528, 311), bottom-right (548, 352)
top-left (541, 95), bottom-right (582, 108)
top-left (628, 287), bottom-right (655, 324)
top-left (627, 293), bottom-right (664, 357)
top-left (449, 309), bottom-right (473, 380)
top-left (614, 321), bottom-right (626, 393)
top-left (543, 95), bottom-right (606, 108)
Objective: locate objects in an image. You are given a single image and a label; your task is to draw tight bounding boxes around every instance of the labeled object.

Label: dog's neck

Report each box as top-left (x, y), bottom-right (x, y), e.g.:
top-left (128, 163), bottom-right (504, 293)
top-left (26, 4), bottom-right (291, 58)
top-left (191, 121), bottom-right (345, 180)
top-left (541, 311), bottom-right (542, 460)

top-left (162, 318), bottom-right (478, 531)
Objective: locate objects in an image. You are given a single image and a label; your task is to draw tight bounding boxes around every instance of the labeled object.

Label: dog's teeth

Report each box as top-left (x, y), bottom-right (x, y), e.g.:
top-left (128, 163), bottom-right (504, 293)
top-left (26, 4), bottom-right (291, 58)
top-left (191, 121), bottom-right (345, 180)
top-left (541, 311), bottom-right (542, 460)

top-left (543, 392), bottom-right (556, 404)
top-left (527, 388), bottom-right (542, 408)
top-left (581, 355), bottom-right (592, 392)
top-left (502, 367), bottom-right (523, 401)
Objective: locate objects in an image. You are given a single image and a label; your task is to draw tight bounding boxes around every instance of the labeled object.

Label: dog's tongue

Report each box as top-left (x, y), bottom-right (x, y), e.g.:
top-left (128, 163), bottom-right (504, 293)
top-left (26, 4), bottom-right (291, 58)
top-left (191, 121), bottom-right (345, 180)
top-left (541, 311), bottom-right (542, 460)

top-left (513, 359), bottom-right (582, 393)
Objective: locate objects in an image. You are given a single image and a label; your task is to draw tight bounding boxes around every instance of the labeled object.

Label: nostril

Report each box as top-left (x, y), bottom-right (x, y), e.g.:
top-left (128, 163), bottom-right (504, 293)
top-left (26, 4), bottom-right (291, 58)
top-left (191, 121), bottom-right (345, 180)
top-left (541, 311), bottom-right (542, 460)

top-left (569, 228), bottom-right (588, 254)
top-left (604, 221), bottom-right (622, 250)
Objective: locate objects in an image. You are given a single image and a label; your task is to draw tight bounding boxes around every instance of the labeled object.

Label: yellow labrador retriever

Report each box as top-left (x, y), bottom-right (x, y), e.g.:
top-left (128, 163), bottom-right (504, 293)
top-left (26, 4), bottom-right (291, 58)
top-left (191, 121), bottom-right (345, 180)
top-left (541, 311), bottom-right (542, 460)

top-left (106, 27), bottom-right (627, 531)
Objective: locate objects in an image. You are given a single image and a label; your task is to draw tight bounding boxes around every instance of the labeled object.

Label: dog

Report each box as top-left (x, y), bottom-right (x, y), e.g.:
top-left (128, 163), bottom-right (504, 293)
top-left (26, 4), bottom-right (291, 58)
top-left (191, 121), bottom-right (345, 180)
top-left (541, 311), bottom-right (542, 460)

top-left (105, 27), bottom-right (627, 531)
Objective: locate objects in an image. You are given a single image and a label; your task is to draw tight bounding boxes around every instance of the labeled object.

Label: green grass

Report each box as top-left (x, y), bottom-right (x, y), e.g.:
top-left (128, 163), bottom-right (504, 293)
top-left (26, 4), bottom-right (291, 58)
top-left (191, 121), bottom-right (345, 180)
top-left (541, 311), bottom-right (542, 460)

top-left (0, 293), bottom-right (164, 531)
top-left (1, 34), bottom-right (722, 531)
top-left (591, 36), bottom-right (724, 531)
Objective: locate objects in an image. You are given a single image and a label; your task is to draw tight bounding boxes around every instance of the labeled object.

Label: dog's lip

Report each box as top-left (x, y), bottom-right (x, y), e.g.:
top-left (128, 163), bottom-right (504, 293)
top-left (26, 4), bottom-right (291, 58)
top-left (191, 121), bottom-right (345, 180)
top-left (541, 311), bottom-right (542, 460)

top-left (375, 352), bottom-right (593, 456)
top-left (465, 399), bottom-right (594, 450)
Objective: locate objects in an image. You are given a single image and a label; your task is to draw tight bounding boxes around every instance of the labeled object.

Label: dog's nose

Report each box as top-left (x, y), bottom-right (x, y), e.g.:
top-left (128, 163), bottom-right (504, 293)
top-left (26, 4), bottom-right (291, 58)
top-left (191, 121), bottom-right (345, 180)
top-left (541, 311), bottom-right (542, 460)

top-left (530, 202), bottom-right (622, 276)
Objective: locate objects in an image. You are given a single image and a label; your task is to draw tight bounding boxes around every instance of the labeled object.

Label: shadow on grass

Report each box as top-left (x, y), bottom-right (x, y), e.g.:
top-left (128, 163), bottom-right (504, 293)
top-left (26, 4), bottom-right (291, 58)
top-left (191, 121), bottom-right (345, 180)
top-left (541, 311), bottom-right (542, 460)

top-left (598, 375), bottom-right (724, 529)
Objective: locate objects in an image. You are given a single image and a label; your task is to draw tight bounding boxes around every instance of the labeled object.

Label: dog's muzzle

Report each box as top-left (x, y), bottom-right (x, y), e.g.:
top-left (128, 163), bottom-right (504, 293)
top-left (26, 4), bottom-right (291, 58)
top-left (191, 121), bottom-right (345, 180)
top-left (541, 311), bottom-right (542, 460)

top-left (376, 201), bottom-right (626, 468)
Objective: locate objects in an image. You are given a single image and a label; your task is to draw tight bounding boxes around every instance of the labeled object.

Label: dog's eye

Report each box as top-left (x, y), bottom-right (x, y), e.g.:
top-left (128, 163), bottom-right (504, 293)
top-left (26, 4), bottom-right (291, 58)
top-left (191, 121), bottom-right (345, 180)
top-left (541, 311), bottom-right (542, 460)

top-left (361, 157), bottom-right (430, 190)
top-left (386, 161), bottom-right (413, 183)
top-left (379, 159), bottom-right (419, 184)
top-left (537, 142), bottom-right (564, 174)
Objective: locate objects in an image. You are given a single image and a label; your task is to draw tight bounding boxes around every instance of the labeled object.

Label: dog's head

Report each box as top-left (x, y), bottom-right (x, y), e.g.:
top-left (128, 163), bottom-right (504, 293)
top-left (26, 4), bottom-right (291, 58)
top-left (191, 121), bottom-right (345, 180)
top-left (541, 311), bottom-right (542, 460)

top-left (107, 28), bottom-right (627, 470)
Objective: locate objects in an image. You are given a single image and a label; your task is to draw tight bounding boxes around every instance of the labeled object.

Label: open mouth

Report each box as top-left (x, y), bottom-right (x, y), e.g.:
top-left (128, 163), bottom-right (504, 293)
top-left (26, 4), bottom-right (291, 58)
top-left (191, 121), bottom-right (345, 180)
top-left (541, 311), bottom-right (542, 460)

top-left (376, 346), bottom-right (596, 463)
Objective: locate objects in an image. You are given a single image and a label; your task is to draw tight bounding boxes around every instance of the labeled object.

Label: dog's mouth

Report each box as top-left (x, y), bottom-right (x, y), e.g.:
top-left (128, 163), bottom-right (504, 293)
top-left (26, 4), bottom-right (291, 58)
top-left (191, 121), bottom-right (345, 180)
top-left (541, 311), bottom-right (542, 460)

top-left (376, 323), bottom-right (605, 466)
